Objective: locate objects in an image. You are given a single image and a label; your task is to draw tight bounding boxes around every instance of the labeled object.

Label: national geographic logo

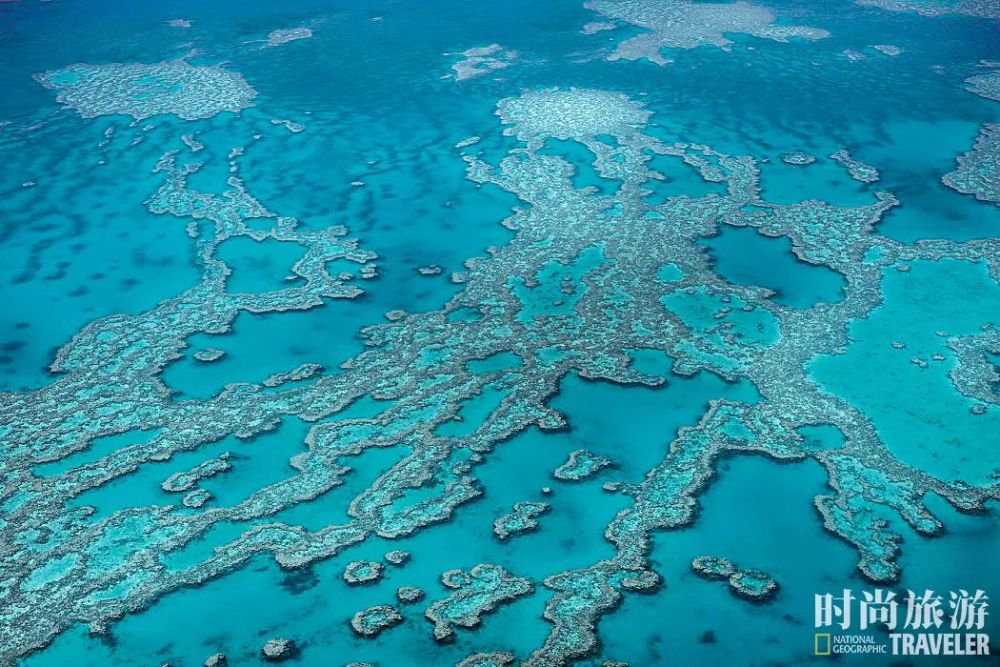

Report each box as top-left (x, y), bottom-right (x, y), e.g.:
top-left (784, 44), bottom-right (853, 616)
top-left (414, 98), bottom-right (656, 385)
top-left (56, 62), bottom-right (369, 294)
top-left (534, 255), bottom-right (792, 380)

top-left (814, 633), bottom-right (830, 656)
top-left (813, 633), bottom-right (888, 656)
top-left (814, 589), bottom-right (991, 658)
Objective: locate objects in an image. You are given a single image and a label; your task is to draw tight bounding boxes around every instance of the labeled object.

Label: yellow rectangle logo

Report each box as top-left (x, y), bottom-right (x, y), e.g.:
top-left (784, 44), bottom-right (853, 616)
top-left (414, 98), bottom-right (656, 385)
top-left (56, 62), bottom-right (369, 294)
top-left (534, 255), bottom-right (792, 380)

top-left (815, 633), bottom-right (831, 656)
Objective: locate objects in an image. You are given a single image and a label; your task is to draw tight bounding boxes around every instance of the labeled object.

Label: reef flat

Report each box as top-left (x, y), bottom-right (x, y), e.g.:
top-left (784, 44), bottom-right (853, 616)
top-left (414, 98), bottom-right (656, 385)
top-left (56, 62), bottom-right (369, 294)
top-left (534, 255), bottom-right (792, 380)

top-left (855, 0), bottom-right (1000, 18)
top-left (35, 59), bottom-right (257, 121)
top-left (944, 65), bottom-right (1000, 206)
top-left (583, 0), bottom-right (829, 64)
top-left (1, 0), bottom-right (998, 665)
top-left (943, 124), bottom-right (1000, 205)
top-left (448, 45), bottom-right (519, 82)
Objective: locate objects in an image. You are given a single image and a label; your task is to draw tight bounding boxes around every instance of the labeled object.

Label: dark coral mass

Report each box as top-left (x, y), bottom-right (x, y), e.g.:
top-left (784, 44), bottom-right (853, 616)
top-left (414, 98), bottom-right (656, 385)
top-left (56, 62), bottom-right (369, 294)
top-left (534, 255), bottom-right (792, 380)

top-left (1, 0), bottom-right (998, 665)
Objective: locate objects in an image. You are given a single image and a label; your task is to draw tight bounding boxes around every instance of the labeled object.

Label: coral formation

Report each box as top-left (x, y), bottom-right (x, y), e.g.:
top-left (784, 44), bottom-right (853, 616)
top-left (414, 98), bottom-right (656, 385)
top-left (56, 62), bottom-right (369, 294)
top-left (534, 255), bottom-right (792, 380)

top-left (966, 70), bottom-right (1000, 102)
top-left (2, 83), bottom-right (998, 665)
top-left (193, 348), bottom-right (225, 363)
top-left (493, 501), bottom-right (549, 540)
top-left (856, 0), bottom-right (1000, 18)
top-left (265, 28), bottom-right (313, 48)
top-left (942, 124), bottom-right (1000, 206)
top-left (261, 638), bottom-right (295, 662)
top-left (583, 0), bottom-right (829, 65)
top-left (691, 556), bottom-right (779, 602)
top-left (397, 585), bottom-right (425, 604)
top-left (350, 605), bottom-right (403, 638)
top-left (343, 560), bottom-right (384, 585)
top-left (830, 149), bottom-right (880, 183)
top-left (872, 44), bottom-right (902, 56)
top-left (781, 151), bottom-right (816, 166)
top-left (425, 565), bottom-right (533, 641)
top-left (35, 60), bottom-right (257, 120)
top-left (553, 449), bottom-right (614, 481)
top-left (384, 549), bottom-right (410, 566)
top-left (449, 44), bottom-right (518, 81)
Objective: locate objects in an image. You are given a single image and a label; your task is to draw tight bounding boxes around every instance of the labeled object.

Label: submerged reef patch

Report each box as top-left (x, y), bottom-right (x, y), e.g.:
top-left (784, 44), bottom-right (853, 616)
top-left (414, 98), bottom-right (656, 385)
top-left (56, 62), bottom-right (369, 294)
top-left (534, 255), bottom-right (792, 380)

top-left (942, 124), bottom-right (1000, 205)
top-left (690, 555), bottom-right (735, 580)
top-left (397, 585), bottom-right (425, 604)
top-left (691, 556), bottom-right (778, 602)
top-left (966, 69), bottom-right (1000, 102)
top-left (343, 559), bottom-right (384, 585)
top-left (496, 87), bottom-right (651, 146)
top-left (781, 151), bottom-right (816, 166)
top-left (425, 565), bottom-right (533, 641)
top-left (855, 0), bottom-right (1000, 18)
top-left (350, 605), bottom-right (403, 638)
top-left (945, 67), bottom-right (1000, 205)
top-left (265, 28), bottom-right (313, 48)
top-left (2, 82), bottom-right (999, 666)
top-left (583, 0), bottom-right (829, 65)
top-left (691, 556), bottom-right (778, 601)
top-left (830, 149), bottom-right (880, 183)
top-left (553, 449), bottom-right (614, 481)
top-left (872, 44), bottom-right (903, 56)
top-left (458, 651), bottom-right (516, 667)
top-left (947, 326), bottom-right (1000, 409)
top-left (384, 549), bottom-right (410, 566)
top-left (727, 568), bottom-right (779, 602)
top-left (35, 60), bottom-right (257, 120)
top-left (261, 638), bottom-right (296, 662)
top-left (193, 348), bottom-right (226, 363)
top-left (448, 44), bottom-right (519, 81)
top-left (493, 501), bottom-right (549, 540)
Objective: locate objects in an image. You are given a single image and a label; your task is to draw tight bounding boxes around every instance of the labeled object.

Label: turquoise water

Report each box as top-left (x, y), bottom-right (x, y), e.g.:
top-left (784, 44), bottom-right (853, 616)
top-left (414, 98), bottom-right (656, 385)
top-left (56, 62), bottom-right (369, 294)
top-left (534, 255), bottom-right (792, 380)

top-left (700, 226), bottom-right (846, 308)
top-left (812, 259), bottom-right (1000, 487)
top-left (2, 0), bottom-right (999, 665)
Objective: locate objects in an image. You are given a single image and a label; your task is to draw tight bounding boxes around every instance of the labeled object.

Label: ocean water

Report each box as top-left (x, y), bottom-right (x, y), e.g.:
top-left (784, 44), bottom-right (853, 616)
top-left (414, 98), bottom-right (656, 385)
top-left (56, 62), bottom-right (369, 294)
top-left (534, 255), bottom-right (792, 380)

top-left (1, 0), bottom-right (999, 666)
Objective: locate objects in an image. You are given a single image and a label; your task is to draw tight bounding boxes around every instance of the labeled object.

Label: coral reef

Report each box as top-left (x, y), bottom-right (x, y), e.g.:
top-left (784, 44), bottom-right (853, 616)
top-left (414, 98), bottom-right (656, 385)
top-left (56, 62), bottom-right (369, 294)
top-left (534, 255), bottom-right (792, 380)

top-left (161, 453), bottom-right (230, 493)
top-left (872, 44), bottom-right (902, 56)
top-left (261, 638), bottom-right (295, 661)
top-left (350, 605), bottom-right (403, 638)
top-left (966, 70), bottom-right (1000, 102)
top-left (493, 501), bottom-right (549, 540)
top-left (265, 28), bottom-right (313, 48)
top-left (397, 585), bottom-right (425, 604)
top-left (942, 124), bottom-right (1000, 205)
top-left (830, 149), bottom-right (880, 183)
top-left (691, 556), bottom-right (779, 602)
top-left (947, 326), bottom-right (999, 408)
top-left (690, 555), bottom-right (735, 579)
top-left (553, 449), bottom-right (614, 481)
top-left (193, 348), bottom-right (225, 363)
top-left (458, 652), bottom-right (516, 667)
top-left (728, 568), bottom-right (778, 602)
top-left (496, 87), bottom-right (651, 147)
top-left (418, 265), bottom-right (444, 276)
top-left (35, 60), bottom-right (257, 120)
top-left (856, 0), bottom-right (1000, 19)
top-left (2, 84), bottom-right (998, 665)
top-left (583, 0), bottom-right (829, 65)
top-left (384, 549), bottom-right (410, 566)
top-left (343, 560), bottom-right (384, 585)
top-left (425, 565), bottom-right (532, 641)
top-left (449, 44), bottom-right (518, 81)
top-left (781, 151), bottom-right (816, 166)
top-left (262, 363), bottom-right (323, 388)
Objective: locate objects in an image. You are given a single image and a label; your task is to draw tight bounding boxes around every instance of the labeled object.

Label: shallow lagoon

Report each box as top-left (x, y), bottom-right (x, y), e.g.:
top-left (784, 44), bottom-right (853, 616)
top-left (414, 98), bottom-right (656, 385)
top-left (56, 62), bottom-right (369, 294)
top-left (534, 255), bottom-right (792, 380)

top-left (2, 0), bottom-right (999, 665)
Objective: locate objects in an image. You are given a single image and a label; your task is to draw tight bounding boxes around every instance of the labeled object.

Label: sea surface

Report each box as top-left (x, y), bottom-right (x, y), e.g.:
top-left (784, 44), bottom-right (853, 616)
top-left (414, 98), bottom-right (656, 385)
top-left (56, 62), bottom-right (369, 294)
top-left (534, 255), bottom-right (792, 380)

top-left (0, 1), bottom-right (998, 666)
